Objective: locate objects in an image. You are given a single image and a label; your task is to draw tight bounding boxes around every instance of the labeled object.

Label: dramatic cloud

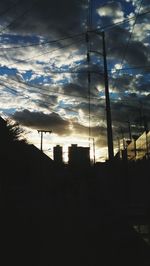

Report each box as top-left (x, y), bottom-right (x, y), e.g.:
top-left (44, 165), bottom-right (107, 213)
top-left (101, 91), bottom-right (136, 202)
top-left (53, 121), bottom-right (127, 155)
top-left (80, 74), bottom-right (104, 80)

top-left (12, 109), bottom-right (71, 135)
top-left (2, 0), bottom-right (86, 36)
top-left (97, 2), bottom-right (125, 23)
top-left (0, 0), bottom-right (149, 161)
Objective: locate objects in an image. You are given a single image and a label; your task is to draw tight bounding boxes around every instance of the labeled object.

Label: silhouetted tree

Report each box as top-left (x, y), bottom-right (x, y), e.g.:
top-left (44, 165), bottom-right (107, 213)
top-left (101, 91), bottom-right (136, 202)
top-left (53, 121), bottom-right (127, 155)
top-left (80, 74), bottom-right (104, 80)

top-left (0, 117), bottom-right (27, 145)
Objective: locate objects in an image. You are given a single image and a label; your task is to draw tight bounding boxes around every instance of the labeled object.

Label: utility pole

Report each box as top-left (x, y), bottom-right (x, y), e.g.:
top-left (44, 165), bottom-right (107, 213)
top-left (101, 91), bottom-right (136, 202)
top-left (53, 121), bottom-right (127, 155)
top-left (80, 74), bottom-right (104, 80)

top-left (126, 120), bottom-right (132, 140)
top-left (88, 30), bottom-right (114, 161)
top-left (91, 138), bottom-right (95, 164)
top-left (118, 137), bottom-right (121, 158)
top-left (102, 31), bottom-right (114, 161)
top-left (143, 116), bottom-right (149, 156)
top-left (121, 127), bottom-right (126, 150)
top-left (37, 130), bottom-right (52, 152)
top-left (128, 120), bottom-right (132, 141)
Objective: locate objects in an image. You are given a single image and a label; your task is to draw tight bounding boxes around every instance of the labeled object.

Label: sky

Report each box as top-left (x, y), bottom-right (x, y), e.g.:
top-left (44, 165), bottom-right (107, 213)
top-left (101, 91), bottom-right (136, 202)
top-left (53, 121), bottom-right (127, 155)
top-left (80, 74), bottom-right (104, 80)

top-left (0, 0), bottom-right (149, 162)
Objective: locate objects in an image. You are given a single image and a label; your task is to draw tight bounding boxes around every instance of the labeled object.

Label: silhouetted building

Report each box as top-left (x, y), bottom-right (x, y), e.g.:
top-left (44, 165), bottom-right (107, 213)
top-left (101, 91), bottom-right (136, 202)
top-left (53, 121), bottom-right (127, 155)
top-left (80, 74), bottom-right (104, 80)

top-left (68, 144), bottom-right (90, 166)
top-left (53, 145), bottom-right (63, 164)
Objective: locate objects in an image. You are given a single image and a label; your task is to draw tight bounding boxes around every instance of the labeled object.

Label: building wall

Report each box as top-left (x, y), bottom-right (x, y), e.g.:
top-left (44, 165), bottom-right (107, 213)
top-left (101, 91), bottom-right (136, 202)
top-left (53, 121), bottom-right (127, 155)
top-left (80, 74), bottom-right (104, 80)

top-left (126, 131), bottom-right (150, 161)
top-left (136, 132), bottom-right (147, 160)
top-left (68, 144), bottom-right (90, 166)
top-left (127, 140), bottom-right (136, 161)
top-left (53, 145), bottom-right (63, 164)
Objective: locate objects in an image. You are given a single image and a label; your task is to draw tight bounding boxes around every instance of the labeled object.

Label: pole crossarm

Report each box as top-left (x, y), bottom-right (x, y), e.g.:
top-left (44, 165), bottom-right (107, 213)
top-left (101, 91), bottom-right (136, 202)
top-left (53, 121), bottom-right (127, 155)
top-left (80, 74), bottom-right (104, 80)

top-left (87, 29), bottom-right (103, 36)
top-left (89, 50), bottom-right (103, 56)
top-left (38, 130), bottom-right (52, 133)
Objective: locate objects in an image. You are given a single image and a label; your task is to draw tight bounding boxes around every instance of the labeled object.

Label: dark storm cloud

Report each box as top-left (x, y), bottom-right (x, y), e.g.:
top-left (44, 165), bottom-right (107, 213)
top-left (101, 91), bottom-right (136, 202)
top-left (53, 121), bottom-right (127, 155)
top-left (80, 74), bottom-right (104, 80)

top-left (61, 82), bottom-right (99, 99)
top-left (111, 99), bottom-right (140, 123)
top-left (73, 122), bottom-right (101, 137)
top-left (136, 81), bottom-right (150, 92)
top-left (71, 101), bottom-right (106, 121)
top-left (60, 64), bottom-right (104, 101)
top-left (61, 83), bottom-right (88, 98)
top-left (110, 74), bottom-right (134, 92)
top-left (12, 108), bottom-right (107, 140)
top-left (110, 72), bottom-right (150, 95)
top-left (124, 41), bottom-right (148, 66)
top-left (75, 64), bottom-right (105, 87)
top-left (13, 109), bottom-right (70, 135)
top-left (110, 99), bottom-right (148, 137)
top-left (36, 94), bottom-right (58, 110)
top-left (3, 0), bottom-right (86, 37)
top-left (72, 122), bottom-right (107, 147)
top-left (107, 26), bottom-right (149, 66)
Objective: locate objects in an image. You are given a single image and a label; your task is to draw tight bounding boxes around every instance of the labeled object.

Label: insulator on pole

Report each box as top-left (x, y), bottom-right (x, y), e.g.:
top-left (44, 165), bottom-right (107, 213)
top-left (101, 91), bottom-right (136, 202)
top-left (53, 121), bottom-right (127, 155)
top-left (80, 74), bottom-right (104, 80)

top-left (88, 72), bottom-right (91, 83)
top-left (86, 32), bottom-right (89, 42)
top-left (87, 52), bottom-right (90, 62)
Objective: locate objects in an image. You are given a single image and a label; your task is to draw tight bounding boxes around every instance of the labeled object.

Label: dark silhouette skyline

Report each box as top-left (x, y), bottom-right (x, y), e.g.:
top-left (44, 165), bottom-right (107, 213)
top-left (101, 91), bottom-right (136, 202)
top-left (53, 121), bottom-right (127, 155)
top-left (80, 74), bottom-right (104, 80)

top-left (0, 116), bottom-right (150, 265)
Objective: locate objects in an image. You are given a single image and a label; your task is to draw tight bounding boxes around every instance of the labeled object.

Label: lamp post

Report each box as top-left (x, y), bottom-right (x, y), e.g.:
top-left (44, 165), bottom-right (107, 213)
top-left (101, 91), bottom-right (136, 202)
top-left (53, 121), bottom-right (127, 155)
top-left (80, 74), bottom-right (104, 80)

top-left (37, 130), bottom-right (52, 152)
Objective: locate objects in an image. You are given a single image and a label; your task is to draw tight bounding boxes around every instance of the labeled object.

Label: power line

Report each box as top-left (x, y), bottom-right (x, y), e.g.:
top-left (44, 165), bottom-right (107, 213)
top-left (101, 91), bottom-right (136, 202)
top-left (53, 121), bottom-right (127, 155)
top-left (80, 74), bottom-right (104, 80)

top-left (0, 0), bottom-right (22, 18)
top-left (0, 63), bottom-right (149, 102)
top-left (120, 0), bottom-right (143, 67)
top-left (87, 0), bottom-right (92, 144)
top-left (0, 75), bottom-right (99, 100)
top-left (110, 65), bottom-right (150, 72)
top-left (1, 9), bottom-right (149, 50)
top-left (0, 0), bottom-right (39, 84)
top-left (0, 0), bottom-right (38, 35)
top-left (3, 37), bottom-right (85, 68)
top-left (0, 75), bottom-right (149, 118)
top-left (0, 9), bottom-right (149, 50)
top-left (0, 8), bottom-right (149, 70)
top-left (29, 64), bottom-right (150, 74)
top-left (92, 9), bottom-right (150, 32)
top-left (110, 0), bottom-right (144, 92)
top-left (0, 32), bottom-right (85, 50)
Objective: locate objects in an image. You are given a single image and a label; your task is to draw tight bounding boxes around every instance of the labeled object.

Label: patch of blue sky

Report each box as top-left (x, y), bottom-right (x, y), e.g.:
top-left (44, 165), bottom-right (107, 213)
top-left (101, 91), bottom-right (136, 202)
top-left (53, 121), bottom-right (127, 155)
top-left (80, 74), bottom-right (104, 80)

top-left (59, 65), bottom-right (71, 71)
top-left (59, 99), bottom-right (75, 107)
top-left (21, 70), bottom-right (33, 81)
top-left (0, 34), bottom-right (42, 45)
top-left (0, 66), bottom-right (17, 76)
top-left (110, 91), bottom-right (122, 100)
top-left (28, 74), bottom-right (66, 86)
top-left (0, 107), bottom-right (17, 115)
top-left (71, 59), bottom-right (86, 69)
top-left (98, 91), bottom-right (105, 97)
top-left (29, 76), bottom-right (47, 84)
top-left (120, 0), bottom-right (135, 15)
top-left (57, 102), bottom-right (77, 116)
top-left (53, 76), bottom-right (71, 85)
top-left (36, 60), bottom-right (45, 65)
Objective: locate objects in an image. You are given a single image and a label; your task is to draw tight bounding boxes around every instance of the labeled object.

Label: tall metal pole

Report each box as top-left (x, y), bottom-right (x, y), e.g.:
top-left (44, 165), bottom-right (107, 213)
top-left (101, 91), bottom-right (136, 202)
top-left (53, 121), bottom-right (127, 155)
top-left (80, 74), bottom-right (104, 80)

top-left (121, 127), bottom-right (126, 150)
top-left (40, 131), bottom-right (43, 151)
top-left (102, 31), bottom-right (114, 161)
top-left (127, 120), bottom-right (132, 140)
top-left (118, 137), bottom-right (121, 158)
top-left (92, 138), bottom-right (96, 164)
